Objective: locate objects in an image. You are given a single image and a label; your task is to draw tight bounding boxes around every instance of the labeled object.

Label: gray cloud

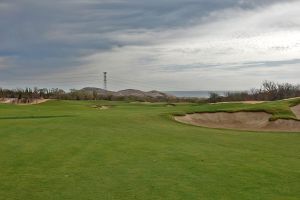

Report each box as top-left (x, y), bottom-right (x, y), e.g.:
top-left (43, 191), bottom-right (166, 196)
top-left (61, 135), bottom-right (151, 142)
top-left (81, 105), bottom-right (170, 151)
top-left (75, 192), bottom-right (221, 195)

top-left (0, 0), bottom-right (299, 90)
top-left (162, 59), bottom-right (300, 72)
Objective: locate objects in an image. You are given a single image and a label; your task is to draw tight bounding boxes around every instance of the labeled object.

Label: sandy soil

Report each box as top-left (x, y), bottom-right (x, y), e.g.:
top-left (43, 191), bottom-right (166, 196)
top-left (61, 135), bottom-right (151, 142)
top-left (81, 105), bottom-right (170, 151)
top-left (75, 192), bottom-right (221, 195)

top-left (211, 101), bottom-right (265, 105)
top-left (99, 106), bottom-right (110, 110)
top-left (291, 104), bottom-right (300, 119)
top-left (91, 105), bottom-right (111, 110)
top-left (0, 98), bottom-right (49, 105)
top-left (175, 112), bottom-right (300, 132)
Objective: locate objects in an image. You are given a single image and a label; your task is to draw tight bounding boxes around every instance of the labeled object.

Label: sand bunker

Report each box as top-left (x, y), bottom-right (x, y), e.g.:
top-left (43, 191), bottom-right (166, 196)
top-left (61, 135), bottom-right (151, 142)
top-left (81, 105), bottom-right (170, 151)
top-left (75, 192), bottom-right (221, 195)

top-left (175, 112), bottom-right (300, 132)
top-left (99, 106), bottom-right (110, 110)
top-left (0, 98), bottom-right (49, 105)
top-left (91, 105), bottom-right (111, 110)
top-left (291, 104), bottom-right (300, 119)
top-left (211, 101), bottom-right (265, 105)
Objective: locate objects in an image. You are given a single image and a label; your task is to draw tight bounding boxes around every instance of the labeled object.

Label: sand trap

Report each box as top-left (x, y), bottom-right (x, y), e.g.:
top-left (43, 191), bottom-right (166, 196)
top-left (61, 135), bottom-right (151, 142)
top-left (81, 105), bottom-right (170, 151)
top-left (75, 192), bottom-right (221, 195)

top-left (166, 104), bottom-right (176, 107)
top-left (211, 101), bottom-right (265, 105)
top-left (0, 98), bottom-right (49, 105)
top-left (175, 112), bottom-right (300, 132)
top-left (99, 106), bottom-right (110, 110)
top-left (291, 105), bottom-right (300, 119)
top-left (91, 105), bottom-right (111, 110)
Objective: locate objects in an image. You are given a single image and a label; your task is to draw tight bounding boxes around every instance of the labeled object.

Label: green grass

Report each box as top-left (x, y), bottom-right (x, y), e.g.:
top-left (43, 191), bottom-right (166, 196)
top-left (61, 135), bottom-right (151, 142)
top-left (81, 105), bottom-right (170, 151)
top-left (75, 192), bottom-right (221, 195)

top-left (0, 99), bottom-right (299, 200)
top-left (172, 98), bottom-right (300, 121)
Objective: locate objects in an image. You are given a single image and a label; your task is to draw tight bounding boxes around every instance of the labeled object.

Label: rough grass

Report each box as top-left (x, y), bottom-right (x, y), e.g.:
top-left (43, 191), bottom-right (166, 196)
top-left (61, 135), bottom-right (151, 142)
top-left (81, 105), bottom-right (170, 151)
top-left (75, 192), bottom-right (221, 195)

top-left (0, 99), bottom-right (299, 200)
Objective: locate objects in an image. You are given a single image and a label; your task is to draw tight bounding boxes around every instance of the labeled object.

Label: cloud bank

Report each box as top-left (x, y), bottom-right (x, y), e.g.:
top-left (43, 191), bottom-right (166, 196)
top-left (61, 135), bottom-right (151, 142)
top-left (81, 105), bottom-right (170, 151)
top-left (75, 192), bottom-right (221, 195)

top-left (0, 0), bottom-right (299, 90)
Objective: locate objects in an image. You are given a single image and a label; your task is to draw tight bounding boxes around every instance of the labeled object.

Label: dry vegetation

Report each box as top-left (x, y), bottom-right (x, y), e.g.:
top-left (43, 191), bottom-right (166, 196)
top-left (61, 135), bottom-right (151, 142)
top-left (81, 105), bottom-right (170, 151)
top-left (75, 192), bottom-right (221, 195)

top-left (209, 81), bottom-right (300, 103)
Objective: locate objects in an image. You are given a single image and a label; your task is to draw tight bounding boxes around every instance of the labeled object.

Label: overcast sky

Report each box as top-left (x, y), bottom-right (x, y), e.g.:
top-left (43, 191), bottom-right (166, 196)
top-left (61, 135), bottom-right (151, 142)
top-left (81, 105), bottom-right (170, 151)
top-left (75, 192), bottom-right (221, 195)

top-left (0, 0), bottom-right (299, 91)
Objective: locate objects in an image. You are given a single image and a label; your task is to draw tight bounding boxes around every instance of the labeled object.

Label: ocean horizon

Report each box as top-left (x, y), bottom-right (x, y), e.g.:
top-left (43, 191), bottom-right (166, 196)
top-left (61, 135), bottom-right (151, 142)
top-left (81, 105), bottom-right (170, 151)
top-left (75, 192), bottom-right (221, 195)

top-left (165, 91), bottom-right (229, 98)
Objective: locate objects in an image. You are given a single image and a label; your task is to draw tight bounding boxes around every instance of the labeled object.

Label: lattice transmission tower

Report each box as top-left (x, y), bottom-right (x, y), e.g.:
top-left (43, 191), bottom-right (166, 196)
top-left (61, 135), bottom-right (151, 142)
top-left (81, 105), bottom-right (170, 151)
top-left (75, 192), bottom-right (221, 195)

top-left (103, 72), bottom-right (107, 90)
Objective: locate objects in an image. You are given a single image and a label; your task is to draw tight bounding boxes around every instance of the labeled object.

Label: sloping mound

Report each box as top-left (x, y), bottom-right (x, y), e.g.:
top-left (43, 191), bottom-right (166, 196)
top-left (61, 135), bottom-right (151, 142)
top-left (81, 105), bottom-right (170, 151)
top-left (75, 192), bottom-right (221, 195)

top-left (175, 112), bottom-right (300, 132)
top-left (291, 104), bottom-right (300, 119)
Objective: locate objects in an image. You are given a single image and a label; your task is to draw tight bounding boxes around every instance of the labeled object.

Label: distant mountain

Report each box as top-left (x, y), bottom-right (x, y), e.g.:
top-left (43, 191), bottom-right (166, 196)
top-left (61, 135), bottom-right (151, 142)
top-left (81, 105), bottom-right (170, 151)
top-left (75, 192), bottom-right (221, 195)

top-left (80, 87), bottom-right (173, 99)
top-left (80, 87), bottom-right (115, 95)
top-left (115, 89), bottom-right (147, 97)
top-left (145, 90), bottom-right (171, 98)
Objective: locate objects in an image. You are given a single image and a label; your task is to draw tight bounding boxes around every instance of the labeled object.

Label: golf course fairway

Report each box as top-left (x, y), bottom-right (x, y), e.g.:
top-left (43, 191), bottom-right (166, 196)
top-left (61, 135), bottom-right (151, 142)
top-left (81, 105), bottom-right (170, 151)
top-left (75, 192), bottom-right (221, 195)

top-left (0, 99), bottom-right (299, 200)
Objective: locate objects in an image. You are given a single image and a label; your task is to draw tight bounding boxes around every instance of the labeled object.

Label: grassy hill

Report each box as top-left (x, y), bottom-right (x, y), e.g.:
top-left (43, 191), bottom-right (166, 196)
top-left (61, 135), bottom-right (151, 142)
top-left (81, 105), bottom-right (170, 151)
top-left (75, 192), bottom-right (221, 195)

top-left (0, 99), bottom-right (299, 200)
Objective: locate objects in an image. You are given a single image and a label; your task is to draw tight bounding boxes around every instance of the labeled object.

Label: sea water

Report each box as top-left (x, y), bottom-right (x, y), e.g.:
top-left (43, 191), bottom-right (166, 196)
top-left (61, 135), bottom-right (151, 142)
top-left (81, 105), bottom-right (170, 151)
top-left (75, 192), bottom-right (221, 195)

top-left (165, 91), bottom-right (228, 98)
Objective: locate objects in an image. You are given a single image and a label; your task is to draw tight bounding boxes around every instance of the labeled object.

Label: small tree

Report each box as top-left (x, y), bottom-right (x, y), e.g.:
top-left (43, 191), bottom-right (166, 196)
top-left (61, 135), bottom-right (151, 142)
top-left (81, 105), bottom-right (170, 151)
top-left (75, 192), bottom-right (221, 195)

top-left (209, 92), bottom-right (221, 103)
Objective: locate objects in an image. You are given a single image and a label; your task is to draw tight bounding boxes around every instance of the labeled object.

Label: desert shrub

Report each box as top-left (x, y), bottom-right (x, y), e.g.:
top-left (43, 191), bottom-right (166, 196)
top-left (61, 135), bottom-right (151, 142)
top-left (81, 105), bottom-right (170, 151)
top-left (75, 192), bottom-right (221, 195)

top-left (208, 81), bottom-right (300, 102)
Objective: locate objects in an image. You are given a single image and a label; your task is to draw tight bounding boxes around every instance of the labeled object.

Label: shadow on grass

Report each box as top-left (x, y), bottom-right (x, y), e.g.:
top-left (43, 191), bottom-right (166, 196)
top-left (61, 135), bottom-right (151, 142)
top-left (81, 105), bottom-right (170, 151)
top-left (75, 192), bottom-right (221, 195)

top-left (0, 115), bottom-right (74, 120)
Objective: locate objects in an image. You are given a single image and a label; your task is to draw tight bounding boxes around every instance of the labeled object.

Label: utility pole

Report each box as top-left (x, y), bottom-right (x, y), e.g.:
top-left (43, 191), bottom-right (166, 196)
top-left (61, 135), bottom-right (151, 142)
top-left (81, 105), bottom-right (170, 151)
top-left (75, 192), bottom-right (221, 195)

top-left (103, 72), bottom-right (107, 90)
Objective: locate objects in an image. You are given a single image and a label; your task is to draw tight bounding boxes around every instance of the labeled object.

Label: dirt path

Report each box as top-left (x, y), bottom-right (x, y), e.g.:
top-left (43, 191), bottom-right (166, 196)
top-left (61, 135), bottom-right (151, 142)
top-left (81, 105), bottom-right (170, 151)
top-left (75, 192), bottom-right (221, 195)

top-left (175, 112), bottom-right (300, 132)
top-left (291, 104), bottom-right (300, 119)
